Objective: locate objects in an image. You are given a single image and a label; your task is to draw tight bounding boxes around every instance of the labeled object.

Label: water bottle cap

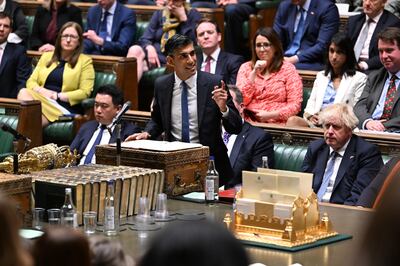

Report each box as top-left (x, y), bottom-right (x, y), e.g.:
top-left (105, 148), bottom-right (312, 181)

top-left (65, 188), bottom-right (72, 193)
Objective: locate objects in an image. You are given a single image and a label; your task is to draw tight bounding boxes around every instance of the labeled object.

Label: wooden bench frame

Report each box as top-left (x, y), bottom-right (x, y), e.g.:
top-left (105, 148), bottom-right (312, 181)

top-left (17, 0), bottom-right (225, 48)
top-left (0, 98), bottom-right (42, 152)
top-left (122, 110), bottom-right (400, 156)
top-left (27, 50), bottom-right (138, 110)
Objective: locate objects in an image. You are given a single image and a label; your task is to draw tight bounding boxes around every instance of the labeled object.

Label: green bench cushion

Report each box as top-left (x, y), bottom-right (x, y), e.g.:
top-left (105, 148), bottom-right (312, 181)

top-left (0, 115), bottom-right (18, 154)
top-left (273, 143), bottom-right (307, 172)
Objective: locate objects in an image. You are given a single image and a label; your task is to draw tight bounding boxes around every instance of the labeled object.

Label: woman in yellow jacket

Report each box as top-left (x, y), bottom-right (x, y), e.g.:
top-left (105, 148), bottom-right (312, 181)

top-left (18, 21), bottom-right (94, 127)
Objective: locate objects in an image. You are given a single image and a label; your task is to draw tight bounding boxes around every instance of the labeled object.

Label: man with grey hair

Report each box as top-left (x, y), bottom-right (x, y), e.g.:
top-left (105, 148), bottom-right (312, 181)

top-left (302, 103), bottom-right (383, 205)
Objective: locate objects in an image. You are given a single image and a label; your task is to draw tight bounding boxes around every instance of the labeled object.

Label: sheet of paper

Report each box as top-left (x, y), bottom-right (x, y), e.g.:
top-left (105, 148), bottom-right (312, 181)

top-left (115, 140), bottom-right (203, 151)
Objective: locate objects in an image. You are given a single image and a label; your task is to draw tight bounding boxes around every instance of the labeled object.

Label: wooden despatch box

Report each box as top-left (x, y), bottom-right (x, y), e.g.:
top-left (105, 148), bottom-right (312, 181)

top-left (96, 143), bottom-right (210, 196)
top-left (0, 173), bottom-right (31, 226)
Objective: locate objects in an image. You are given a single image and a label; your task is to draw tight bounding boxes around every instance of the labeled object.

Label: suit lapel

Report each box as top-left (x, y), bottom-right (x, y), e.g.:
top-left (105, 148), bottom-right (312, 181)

top-left (110, 3), bottom-right (120, 39)
top-left (81, 122), bottom-right (99, 154)
top-left (335, 73), bottom-right (350, 103)
top-left (215, 52), bottom-right (225, 76)
top-left (370, 11), bottom-right (387, 55)
top-left (313, 145), bottom-right (330, 190)
top-left (196, 52), bottom-right (203, 70)
top-left (288, 6), bottom-right (297, 41)
top-left (95, 6), bottom-right (103, 33)
top-left (0, 45), bottom-right (10, 75)
top-left (196, 72), bottom-right (208, 129)
top-left (230, 122), bottom-right (249, 167)
top-left (333, 136), bottom-right (356, 191)
top-left (163, 74), bottom-right (174, 135)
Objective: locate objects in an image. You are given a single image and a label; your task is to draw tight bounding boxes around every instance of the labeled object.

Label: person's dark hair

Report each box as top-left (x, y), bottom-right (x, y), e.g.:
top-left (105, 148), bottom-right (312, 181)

top-left (251, 27), bottom-right (283, 74)
top-left (89, 236), bottom-right (134, 266)
top-left (47, 22), bottom-right (83, 68)
top-left (96, 84), bottom-right (124, 106)
top-left (227, 84), bottom-right (243, 105)
top-left (0, 12), bottom-right (13, 28)
top-left (195, 18), bottom-right (221, 35)
top-left (32, 227), bottom-right (91, 266)
top-left (378, 27), bottom-right (400, 49)
top-left (0, 193), bottom-right (31, 266)
top-left (357, 169), bottom-right (400, 265)
top-left (324, 32), bottom-right (357, 77)
top-left (138, 220), bottom-right (249, 266)
top-left (164, 34), bottom-right (193, 57)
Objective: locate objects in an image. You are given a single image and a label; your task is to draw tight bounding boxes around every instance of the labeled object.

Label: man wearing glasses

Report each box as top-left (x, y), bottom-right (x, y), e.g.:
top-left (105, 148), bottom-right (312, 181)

top-left (70, 84), bottom-right (140, 165)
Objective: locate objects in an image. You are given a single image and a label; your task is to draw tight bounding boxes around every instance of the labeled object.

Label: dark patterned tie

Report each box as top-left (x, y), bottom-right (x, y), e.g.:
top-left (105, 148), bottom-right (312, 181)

top-left (381, 75), bottom-right (397, 120)
top-left (181, 82), bottom-right (190, 142)
top-left (99, 11), bottom-right (109, 40)
top-left (84, 125), bottom-right (107, 164)
top-left (223, 131), bottom-right (231, 145)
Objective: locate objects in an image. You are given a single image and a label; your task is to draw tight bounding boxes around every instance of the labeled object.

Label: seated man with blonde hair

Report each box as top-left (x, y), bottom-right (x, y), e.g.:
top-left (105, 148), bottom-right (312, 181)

top-left (302, 103), bottom-right (383, 205)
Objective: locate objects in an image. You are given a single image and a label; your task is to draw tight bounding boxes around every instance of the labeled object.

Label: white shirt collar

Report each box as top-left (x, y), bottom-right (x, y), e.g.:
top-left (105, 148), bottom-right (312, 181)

top-left (0, 41), bottom-right (7, 50)
top-left (104, 0), bottom-right (117, 15)
top-left (300, 0), bottom-right (311, 12)
top-left (174, 72), bottom-right (197, 90)
top-left (202, 46), bottom-right (221, 62)
top-left (366, 10), bottom-right (384, 23)
top-left (329, 137), bottom-right (351, 157)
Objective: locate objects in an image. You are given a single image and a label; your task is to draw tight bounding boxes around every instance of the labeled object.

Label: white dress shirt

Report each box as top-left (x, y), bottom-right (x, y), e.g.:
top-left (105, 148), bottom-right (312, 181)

top-left (79, 123), bottom-right (114, 165)
top-left (320, 139), bottom-right (350, 202)
top-left (201, 47), bottom-right (220, 74)
top-left (102, 0), bottom-right (117, 42)
top-left (171, 73), bottom-right (200, 143)
top-left (358, 11), bottom-right (383, 62)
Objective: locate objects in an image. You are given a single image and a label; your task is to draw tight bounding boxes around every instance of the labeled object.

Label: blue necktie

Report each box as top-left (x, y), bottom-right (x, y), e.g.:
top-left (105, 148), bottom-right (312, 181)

top-left (84, 125), bottom-right (106, 164)
top-left (223, 131), bottom-right (231, 145)
top-left (285, 8), bottom-right (305, 56)
top-left (317, 151), bottom-right (338, 201)
top-left (181, 81), bottom-right (190, 142)
top-left (99, 11), bottom-right (109, 41)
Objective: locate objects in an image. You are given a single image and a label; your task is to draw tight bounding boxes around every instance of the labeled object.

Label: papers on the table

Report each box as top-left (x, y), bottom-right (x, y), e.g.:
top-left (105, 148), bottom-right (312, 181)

top-left (116, 140), bottom-right (203, 152)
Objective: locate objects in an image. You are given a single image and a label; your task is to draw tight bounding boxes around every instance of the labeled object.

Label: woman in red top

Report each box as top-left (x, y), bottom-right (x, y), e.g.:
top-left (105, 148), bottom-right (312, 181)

top-left (236, 27), bottom-right (303, 124)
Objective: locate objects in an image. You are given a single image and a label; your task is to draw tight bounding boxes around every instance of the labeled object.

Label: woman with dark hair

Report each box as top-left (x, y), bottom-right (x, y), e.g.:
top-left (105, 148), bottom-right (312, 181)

top-left (138, 220), bottom-right (249, 266)
top-left (32, 227), bottom-right (91, 266)
top-left (18, 22), bottom-right (94, 127)
top-left (286, 32), bottom-right (367, 127)
top-left (236, 27), bottom-right (302, 124)
top-left (0, 193), bottom-right (32, 266)
top-left (30, 0), bottom-right (82, 51)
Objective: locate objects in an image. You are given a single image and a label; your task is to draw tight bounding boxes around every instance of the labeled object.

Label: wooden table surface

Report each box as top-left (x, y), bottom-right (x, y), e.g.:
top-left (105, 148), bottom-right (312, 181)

top-left (102, 200), bottom-right (374, 266)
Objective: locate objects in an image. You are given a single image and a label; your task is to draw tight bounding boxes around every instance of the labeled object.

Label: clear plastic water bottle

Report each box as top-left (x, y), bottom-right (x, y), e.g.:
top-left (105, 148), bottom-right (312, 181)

top-left (60, 188), bottom-right (78, 228)
top-left (104, 179), bottom-right (119, 236)
top-left (205, 156), bottom-right (219, 204)
top-left (262, 156), bottom-right (269, 168)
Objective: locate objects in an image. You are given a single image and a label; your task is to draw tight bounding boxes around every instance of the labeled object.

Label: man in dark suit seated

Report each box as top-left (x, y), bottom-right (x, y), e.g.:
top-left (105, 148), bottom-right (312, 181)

top-left (357, 157), bottom-right (400, 208)
top-left (273, 0), bottom-right (340, 71)
top-left (302, 103), bottom-right (383, 205)
top-left (3, 0), bottom-right (28, 44)
top-left (346, 0), bottom-right (400, 73)
top-left (0, 12), bottom-right (31, 98)
top-left (195, 18), bottom-right (244, 85)
top-left (70, 84), bottom-right (140, 165)
top-left (354, 27), bottom-right (400, 132)
top-left (224, 85), bottom-right (274, 189)
top-left (83, 0), bottom-right (136, 56)
top-left (126, 34), bottom-right (242, 186)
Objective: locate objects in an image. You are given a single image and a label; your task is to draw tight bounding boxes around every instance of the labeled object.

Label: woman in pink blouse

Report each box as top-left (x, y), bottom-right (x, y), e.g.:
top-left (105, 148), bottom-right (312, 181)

top-left (236, 27), bottom-right (302, 124)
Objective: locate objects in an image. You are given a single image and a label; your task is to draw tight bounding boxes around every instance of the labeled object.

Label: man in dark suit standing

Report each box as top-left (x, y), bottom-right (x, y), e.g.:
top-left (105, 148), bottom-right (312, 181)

top-left (70, 85), bottom-right (140, 165)
top-left (83, 0), bottom-right (136, 56)
top-left (126, 34), bottom-right (242, 186)
top-left (354, 27), bottom-right (400, 132)
top-left (0, 12), bottom-right (30, 98)
top-left (302, 103), bottom-right (383, 205)
top-left (195, 18), bottom-right (244, 85)
top-left (224, 85), bottom-right (274, 188)
top-left (346, 0), bottom-right (400, 73)
top-left (273, 0), bottom-right (339, 70)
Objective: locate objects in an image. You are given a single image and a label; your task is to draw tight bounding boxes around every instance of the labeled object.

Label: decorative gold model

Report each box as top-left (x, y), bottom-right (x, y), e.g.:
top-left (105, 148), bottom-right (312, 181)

top-left (226, 169), bottom-right (338, 248)
top-left (0, 144), bottom-right (79, 174)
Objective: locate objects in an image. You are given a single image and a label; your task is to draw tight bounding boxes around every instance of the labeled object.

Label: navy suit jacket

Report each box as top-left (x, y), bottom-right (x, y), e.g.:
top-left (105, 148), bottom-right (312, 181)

top-left (84, 2), bottom-right (136, 56)
top-left (226, 122), bottom-right (274, 188)
top-left (70, 120), bottom-right (140, 163)
top-left (346, 10), bottom-right (400, 71)
top-left (354, 67), bottom-right (400, 131)
top-left (301, 135), bottom-right (383, 205)
top-left (357, 157), bottom-right (400, 208)
top-left (144, 71), bottom-right (242, 186)
top-left (273, 0), bottom-right (339, 70)
top-left (196, 50), bottom-right (244, 85)
top-left (0, 43), bottom-right (31, 98)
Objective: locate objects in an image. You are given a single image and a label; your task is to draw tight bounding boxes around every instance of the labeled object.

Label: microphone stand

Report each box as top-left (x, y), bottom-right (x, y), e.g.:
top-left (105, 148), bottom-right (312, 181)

top-left (115, 123), bottom-right (121, 167)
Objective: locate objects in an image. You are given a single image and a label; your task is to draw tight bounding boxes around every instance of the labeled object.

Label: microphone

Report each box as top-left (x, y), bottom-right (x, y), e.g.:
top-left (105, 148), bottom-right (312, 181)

top-left (0, 123), bottom-right (31, 144)
top-left (111, 101), bottom-right (131, 127)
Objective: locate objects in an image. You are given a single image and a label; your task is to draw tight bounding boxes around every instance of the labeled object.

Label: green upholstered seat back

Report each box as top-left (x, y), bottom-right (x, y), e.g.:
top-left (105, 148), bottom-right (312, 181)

top-left (26, 16), bottom-right (35, 37)
top-left (43, 120), bottom-right (75, 145)
top-left (136, 21), bottom-right (150, 42)
top-left (273, 143), bottom-right (308, 172)
top-left (92, 72), bottom-right (117, 97)
top-left (0, 115), bottom-right (19, 154)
